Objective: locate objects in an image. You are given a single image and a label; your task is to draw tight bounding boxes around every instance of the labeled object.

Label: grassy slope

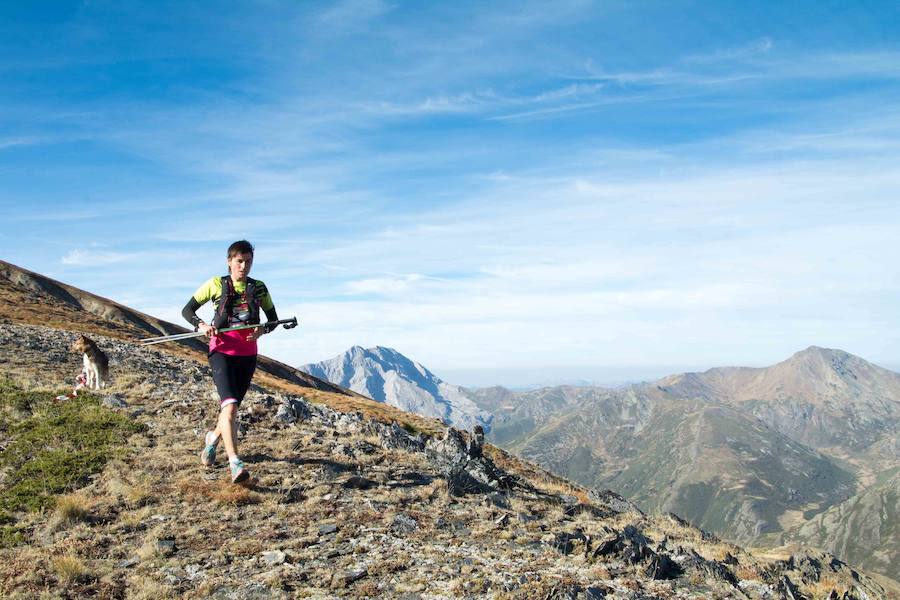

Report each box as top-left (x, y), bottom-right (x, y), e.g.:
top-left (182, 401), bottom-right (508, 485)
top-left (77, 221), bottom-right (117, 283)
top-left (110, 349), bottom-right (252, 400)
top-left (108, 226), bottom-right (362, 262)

top-left (787, 468), bottom-right (900, 581)
top-left (0, 379), bottom-right (144, 546)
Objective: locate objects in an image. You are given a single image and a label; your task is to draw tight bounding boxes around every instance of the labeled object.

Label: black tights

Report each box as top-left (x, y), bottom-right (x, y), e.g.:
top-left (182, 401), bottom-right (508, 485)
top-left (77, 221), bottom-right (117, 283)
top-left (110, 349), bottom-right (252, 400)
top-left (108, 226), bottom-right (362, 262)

top-left (208, 352), bottom-right (257, 407)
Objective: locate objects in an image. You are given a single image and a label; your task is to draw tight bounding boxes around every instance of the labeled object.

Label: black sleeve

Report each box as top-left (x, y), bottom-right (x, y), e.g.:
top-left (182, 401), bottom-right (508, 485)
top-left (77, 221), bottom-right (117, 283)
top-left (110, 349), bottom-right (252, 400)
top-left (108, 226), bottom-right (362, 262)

top-left (263, 306), bottom-right (279, 332)
top-left (182, 298), bottom-right (203, 328)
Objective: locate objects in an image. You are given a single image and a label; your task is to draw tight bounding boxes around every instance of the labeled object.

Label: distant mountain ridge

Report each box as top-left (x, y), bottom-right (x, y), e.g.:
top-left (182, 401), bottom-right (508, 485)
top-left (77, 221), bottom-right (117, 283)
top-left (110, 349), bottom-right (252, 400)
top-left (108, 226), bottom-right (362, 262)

top-left (470, 346), bottom-right (900, 581)
top-left (302, 343), bottom-right (900, 582)
top-left (300, 345), bottom-right (493, 432)
top-left (301, 346), bottom-right (900, 577)
top-left (657, 346), bottom-right (900, 457)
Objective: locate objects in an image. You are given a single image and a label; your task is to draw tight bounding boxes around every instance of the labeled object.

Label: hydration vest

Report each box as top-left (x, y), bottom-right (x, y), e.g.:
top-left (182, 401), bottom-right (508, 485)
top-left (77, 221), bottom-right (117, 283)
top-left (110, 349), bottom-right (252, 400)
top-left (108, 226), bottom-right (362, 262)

top-left (212, 276), bottom-right (260, 329)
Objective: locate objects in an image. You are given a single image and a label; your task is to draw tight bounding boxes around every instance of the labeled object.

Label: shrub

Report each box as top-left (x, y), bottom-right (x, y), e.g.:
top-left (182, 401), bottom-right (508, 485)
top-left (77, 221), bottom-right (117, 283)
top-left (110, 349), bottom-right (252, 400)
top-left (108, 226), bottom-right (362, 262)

top-left (0, 379), bottom-right (144, 547)
top-left (52, 555), bottom-right (90, 585)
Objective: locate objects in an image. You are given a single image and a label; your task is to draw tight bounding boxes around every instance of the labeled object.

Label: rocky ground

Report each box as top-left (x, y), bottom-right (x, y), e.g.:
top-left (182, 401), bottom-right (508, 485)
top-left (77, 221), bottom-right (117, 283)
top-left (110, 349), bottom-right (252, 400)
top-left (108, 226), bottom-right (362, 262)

top-left (0, 323), bottom-right (895, 599)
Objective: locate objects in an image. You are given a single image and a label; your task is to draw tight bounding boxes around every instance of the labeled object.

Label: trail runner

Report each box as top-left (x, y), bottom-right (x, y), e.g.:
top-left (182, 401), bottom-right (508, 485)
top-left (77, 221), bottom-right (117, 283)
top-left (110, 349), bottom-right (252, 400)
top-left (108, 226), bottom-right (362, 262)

top-left (181, 240), bottom-right (280, 483)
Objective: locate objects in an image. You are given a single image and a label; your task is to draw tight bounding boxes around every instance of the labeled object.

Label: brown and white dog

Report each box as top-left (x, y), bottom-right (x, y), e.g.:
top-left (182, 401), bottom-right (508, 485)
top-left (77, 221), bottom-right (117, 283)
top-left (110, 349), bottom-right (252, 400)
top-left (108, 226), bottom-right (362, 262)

top-left (71, 334), bottom-right (109, 390)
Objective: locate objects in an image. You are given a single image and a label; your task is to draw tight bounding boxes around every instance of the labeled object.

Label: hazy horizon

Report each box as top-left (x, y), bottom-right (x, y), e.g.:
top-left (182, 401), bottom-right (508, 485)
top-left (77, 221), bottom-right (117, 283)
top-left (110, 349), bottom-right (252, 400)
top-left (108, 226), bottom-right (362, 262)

top-left (305, 345), bottom-right (900, 390)
top-left (436, 360), bottom-right (900, 390)
top-left (432, 364), bottom-right (699, 389)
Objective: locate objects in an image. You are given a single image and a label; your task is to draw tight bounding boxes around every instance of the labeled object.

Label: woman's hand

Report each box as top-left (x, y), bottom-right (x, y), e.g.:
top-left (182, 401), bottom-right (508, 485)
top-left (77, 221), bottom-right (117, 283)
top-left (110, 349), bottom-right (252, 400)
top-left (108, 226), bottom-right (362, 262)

top-left (198, 322), bottom-right (218, 338)
top-left (246, 326), bottom-right (265, 341)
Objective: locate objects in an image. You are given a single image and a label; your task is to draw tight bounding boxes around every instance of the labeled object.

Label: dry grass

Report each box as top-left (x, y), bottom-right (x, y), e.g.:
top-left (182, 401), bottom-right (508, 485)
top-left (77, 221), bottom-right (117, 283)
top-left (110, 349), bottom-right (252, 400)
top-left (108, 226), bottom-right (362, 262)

top-left (126, 574), bottom-right (175, 599)
top-left (51, 554), bottom-right (90, 585)
top-left (123, 479), bottom-right (153, 507)
top-left (646, 514), bottom-right (743, 564)
top-left (354, 580), bottom-right (380, 596)
top-left (588, 564), bottom-right (611, 579)
top-left (414, 479), bottom-right (447, 503)
top-left (114, 505), bottom-right (154, 532)
top-left (135, 538), bottom-right (161, 561)
top-left (176, 477), bottom-right (261, 506)
top-left (54, 494), bottom-right (90, 523)
top-left (800, 575), bottom-right (856, 599)
top-left (734, 564), bottom-right (761, 580)
top-left (231, 538), bottom-right (265, 557)
top-left (107, 474), bottom-right (154, 508)
top-left (533, 474), bottom-right (593, 502)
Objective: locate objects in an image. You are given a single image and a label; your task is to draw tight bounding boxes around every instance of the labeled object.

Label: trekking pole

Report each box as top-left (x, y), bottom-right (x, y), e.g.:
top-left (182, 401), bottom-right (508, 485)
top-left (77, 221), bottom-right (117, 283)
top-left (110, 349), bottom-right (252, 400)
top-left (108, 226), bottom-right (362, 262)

top-left (139, 317), bottom-right (298, 346)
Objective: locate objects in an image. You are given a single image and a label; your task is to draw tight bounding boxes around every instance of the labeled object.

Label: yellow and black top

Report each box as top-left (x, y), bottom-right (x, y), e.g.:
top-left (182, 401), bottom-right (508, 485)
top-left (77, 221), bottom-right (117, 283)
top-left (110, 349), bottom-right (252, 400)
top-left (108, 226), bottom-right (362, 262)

top-left (182, 276), bottom-right (277, 356)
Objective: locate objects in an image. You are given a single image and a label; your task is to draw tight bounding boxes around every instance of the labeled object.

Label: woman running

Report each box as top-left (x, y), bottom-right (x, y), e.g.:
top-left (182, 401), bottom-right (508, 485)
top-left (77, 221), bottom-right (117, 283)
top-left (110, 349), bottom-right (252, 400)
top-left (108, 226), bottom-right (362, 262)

top-left (182, 240), bottom-right (279, 483)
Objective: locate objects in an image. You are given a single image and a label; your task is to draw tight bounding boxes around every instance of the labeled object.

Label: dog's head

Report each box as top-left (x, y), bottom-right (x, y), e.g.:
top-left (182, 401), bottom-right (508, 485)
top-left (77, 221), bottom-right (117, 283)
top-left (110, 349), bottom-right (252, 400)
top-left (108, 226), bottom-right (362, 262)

top-left (71, 335), bottom-right (91, 353)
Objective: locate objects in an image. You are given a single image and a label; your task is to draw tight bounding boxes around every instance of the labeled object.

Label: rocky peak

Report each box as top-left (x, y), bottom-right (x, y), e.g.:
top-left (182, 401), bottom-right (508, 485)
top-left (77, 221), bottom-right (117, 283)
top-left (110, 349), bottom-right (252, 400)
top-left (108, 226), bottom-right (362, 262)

top-left (785, 345), bottom-right (859, 376)
top-left (302, 346), bottom-right (493, 432)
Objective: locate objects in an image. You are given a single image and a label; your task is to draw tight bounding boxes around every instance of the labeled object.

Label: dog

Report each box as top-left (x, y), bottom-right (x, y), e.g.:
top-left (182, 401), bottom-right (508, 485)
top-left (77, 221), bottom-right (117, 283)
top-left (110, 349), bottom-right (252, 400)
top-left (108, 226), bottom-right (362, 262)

top-left (71, 334), bottom-right (109, 390)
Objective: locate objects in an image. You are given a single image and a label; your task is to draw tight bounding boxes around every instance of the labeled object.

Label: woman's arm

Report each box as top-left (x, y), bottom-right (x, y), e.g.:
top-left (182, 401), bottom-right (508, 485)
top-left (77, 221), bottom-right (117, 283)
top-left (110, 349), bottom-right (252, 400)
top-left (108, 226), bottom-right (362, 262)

top-left (182, 297), bottom-right (217, 336)
top-left (263, 306), bottom-right (279, 332)
top-left (182, 297), bottom-right (203, 328)
top-left (247, 306), bottom-right (279, 341)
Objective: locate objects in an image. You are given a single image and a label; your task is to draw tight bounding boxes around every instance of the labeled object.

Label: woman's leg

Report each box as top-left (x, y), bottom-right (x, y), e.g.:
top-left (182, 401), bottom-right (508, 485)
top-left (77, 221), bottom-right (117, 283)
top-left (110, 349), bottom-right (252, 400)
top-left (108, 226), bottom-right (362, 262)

top-left (208, 352), bottom-right (241, 455)
top-left (208, 353), bottom-right (256, 458)
top-left (218, 402), bottom-right (239, 460)
top-left (223, 355), bottom-right (257, 457)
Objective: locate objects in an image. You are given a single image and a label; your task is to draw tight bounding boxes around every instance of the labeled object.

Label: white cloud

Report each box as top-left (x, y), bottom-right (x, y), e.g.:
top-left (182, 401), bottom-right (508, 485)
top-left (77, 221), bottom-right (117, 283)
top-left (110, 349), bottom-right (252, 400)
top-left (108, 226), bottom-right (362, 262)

top-left (314, 0), bottom-right (394, 31)
top-left (0, 136), bottom-right (41, 150)
top-left (61, 249), bottom-right (141, 266)
top-left (237, 144), bottom-right (900, 373)
top-left (683, 37), bottom-right (775, 64)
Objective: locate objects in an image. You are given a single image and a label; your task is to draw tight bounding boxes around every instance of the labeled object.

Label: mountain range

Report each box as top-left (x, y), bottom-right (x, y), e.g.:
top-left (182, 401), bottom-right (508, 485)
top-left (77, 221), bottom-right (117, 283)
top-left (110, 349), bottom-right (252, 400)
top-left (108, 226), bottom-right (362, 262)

top-left (302, 342), bottom-right (900, 583)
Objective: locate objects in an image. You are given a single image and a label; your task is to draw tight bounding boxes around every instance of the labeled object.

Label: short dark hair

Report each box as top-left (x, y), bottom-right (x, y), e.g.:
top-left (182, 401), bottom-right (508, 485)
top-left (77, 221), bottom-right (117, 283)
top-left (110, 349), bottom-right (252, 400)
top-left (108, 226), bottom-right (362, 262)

top-left (227, 240), bottom-right (254, 258)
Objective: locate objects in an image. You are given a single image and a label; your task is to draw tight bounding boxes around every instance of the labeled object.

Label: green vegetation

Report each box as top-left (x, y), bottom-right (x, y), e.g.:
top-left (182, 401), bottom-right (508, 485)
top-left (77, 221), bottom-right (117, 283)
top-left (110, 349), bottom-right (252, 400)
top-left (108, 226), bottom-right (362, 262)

top-left (0, 378), bottom-right (143, 547)
top-left (567, 445), bottom-right (600, 483)
top-left (875, 465), bottom-right (900, 485)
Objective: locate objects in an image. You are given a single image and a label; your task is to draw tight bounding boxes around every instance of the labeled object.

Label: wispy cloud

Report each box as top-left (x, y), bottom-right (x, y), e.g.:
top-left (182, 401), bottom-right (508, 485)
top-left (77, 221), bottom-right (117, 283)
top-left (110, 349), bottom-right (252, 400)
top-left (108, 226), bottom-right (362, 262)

top-left (683, 37), bottom-right (775, 64)
top-left (314, 0), bottom-right (395, 31)
top-left (0, 136), bottom-right (44, 150)
top-left (61, 249), bottom-right (142, 266)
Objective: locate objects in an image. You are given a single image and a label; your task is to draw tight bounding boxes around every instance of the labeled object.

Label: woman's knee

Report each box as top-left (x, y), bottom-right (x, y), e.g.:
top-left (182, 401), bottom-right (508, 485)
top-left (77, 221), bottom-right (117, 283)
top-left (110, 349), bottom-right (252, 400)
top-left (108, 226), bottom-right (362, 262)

top-left (219, 402), bottom-right (238, 420)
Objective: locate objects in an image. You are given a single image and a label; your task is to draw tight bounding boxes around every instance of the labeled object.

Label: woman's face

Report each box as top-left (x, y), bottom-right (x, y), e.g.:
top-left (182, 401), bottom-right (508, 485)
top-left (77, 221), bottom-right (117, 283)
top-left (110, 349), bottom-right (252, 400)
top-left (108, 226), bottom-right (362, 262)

top-left (227, 252), bottom-right (253, 280)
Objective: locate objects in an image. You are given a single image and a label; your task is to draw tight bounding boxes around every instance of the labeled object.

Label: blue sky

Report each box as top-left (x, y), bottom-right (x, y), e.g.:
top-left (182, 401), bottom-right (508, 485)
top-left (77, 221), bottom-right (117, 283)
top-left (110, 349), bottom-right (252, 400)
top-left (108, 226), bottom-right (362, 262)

top-left (2, 1), bottom-right (899, 386)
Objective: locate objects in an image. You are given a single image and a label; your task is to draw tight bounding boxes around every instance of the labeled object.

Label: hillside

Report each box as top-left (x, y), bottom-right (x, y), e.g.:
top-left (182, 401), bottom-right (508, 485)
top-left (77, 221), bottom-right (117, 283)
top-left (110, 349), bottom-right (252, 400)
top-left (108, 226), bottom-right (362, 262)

top-left (657, 346), bottom-right (900, 464)
top-left (467, 348), bottom-right (900, 583)
top-left (786, 470), bottom-right (900, 582)
top-left (0, 260), bottom-right (444, 430)
top-left (497, 391), bottom-right (858, 545)
top-left (0, 259), bottom-right (895, 598)
top-left (606, 402), bottom-right (856, 543)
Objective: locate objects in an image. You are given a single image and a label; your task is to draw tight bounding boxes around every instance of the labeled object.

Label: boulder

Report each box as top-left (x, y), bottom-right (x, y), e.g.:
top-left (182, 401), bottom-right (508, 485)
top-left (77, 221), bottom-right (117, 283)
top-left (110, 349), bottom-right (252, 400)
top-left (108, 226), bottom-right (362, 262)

top-left (428, 428), bottom-right (517, 497)
top-left (391, 513), bottom-right (418, 534)
top-left (645, 553), bottom-right (683, 580)
top-left (275, 396), bottom-right (311, 424)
